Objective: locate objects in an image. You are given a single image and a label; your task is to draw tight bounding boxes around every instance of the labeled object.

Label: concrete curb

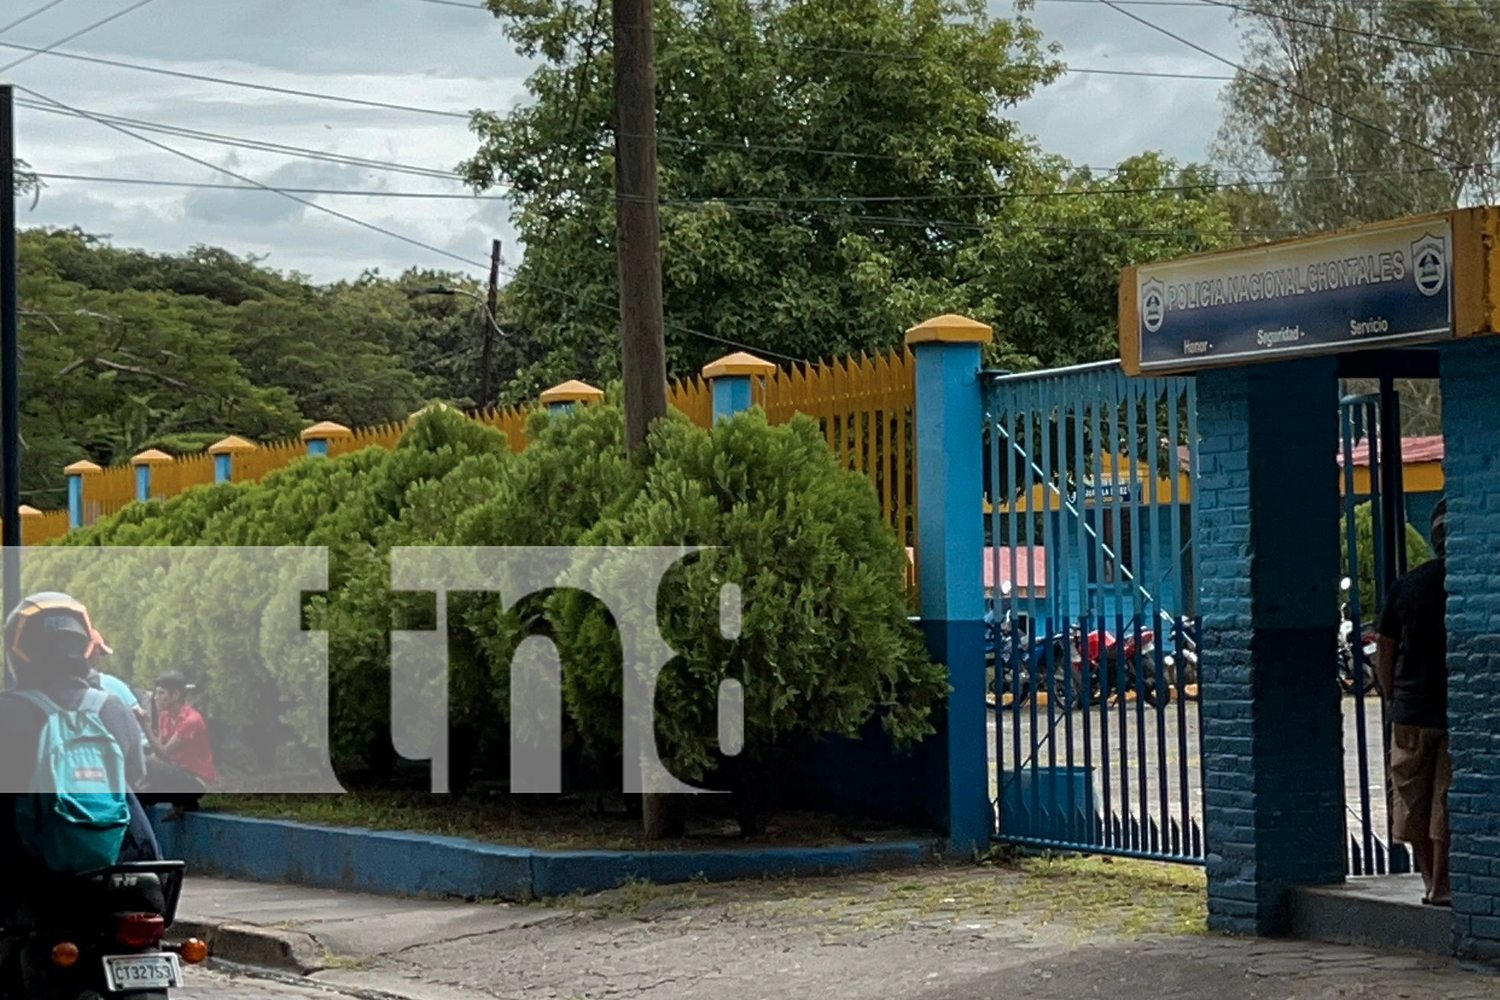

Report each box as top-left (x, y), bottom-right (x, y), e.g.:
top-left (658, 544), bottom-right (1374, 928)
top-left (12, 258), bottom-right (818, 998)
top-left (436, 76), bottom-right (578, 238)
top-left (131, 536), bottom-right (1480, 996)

top-left (171, 917), bottom-right (326, 975)
top-left (151, 808), bottom-right (939, 903)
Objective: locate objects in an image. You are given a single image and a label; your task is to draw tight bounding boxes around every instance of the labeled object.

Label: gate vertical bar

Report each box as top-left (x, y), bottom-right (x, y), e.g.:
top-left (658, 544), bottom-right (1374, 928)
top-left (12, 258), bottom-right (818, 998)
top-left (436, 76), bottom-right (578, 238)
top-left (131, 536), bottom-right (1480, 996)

top-left (1341, 400), bottom-right (1374, 874)
top-left (1146, 381), bottom-right (1170, 847)
top-left (1127, 380), bottom-right (1149, 847)
top-left (989, 398), bottom-right (1005, 835)
top-left (1169, 379), bottom-right (1191, 853)
top-left (1026, 378), bottom-right (1042, 838)
top-left (1094, 371), bottom-right (1114, 849)
top-left (1042, 378), bottom-right (1062, 842)
top-left (1070, 381), bottom-right (1091, 846)
top-left (1013, 398), bottom-right (1027, 828)
top-left (1109, 372), bottom-right (1131, 848)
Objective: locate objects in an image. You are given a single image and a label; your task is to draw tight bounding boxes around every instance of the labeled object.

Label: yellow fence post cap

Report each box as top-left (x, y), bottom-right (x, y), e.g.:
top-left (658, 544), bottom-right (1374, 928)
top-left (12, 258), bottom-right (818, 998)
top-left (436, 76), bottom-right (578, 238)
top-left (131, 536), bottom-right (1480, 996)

top-left (130, 448), bottom-right (174, 467)
top-left (539, 380), bottom-right (605, 406)
top-left (904, 314), bottom-right (994, 346)
top-left (208, 435), bottom-right (258, 455)
top-left (701, 351), bottom-right (778, 379)
top-left (299, 421), bottom-right (353, 442)
top-left (17, 505), bottom-right (40, 518)
top-left (63, 459), bottom-right (103, 476)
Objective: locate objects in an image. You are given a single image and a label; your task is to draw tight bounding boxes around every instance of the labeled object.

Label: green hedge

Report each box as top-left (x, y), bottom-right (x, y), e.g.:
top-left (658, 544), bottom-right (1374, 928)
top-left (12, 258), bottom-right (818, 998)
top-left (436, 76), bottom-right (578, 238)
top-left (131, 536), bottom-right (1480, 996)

top-left (51, 401), bottom-right (944, 788)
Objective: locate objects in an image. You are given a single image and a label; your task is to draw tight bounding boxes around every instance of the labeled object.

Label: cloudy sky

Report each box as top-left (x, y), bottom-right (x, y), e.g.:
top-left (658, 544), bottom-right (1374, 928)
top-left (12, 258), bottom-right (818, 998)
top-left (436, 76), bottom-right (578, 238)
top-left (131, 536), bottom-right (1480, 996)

top-left (6, 0), bottom-right (1243, 284)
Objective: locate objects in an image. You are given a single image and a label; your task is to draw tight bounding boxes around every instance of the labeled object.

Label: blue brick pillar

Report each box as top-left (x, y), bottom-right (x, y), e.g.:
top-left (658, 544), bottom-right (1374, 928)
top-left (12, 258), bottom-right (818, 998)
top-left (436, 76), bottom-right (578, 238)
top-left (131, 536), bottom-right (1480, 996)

top-left (1197, 358), bottom-right (1345, 936)
top-left (1439, 338), bottom-right (1500, 964)
top-left (703, 352), bottom-right (776, 421)
top-left (907, 314), bottom-right (992, 856)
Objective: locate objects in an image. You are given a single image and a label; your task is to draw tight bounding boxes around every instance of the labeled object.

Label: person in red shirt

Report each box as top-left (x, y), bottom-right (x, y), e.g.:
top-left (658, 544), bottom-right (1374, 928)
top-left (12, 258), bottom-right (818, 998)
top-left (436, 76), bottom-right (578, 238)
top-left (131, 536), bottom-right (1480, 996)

top-left (140, 671), bottom-right (217, 821)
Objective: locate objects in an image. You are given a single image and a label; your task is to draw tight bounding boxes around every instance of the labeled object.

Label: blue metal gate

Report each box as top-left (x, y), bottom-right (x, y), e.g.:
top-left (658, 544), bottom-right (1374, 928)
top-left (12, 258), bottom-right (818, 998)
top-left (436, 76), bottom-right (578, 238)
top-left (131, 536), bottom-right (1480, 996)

top-left (983, 362), bottom-right (1204, 863)
top-left (1339, 391), bottom-right (1411, 877)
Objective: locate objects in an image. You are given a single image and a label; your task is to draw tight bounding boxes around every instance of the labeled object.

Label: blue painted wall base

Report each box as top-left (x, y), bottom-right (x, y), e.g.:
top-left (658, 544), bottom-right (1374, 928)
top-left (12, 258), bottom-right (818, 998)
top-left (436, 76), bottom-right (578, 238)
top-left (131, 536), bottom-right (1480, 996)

top-left (147, 808), bottom-right (936, 901)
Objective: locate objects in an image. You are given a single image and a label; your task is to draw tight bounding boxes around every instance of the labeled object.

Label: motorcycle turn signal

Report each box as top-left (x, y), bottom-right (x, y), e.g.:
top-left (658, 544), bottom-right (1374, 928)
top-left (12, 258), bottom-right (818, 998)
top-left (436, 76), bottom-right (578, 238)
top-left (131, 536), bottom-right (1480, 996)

top-left (178, 938), bottom-right (209, 965)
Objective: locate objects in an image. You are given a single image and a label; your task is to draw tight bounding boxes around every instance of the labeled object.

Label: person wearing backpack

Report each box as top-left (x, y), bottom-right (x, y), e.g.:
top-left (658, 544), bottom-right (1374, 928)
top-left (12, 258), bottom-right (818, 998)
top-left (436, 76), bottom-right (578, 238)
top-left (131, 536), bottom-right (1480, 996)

top-left (0, 592), bottom-right (158, 916)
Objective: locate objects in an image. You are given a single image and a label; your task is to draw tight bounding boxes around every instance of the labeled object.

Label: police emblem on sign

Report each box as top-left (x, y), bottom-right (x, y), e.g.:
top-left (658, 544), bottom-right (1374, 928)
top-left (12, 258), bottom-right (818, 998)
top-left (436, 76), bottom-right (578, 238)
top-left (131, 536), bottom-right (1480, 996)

top-left (1411, 232), bottom-right (1447, 298)
top-left (1141, 277), bottom-right (1166, 334)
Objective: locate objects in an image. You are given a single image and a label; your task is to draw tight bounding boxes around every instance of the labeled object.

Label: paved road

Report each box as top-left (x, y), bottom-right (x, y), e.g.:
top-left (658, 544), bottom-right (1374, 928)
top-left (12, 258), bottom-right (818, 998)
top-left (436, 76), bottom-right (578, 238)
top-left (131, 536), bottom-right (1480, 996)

top-left (989, 695), bottom-right (1394, 856)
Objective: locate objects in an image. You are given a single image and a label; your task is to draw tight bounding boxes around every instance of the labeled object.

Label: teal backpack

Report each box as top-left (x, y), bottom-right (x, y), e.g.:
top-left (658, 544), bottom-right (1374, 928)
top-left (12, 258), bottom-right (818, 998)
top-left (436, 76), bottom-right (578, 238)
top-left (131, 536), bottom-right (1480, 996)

top-left (10, 688), bottom-right (130, 873)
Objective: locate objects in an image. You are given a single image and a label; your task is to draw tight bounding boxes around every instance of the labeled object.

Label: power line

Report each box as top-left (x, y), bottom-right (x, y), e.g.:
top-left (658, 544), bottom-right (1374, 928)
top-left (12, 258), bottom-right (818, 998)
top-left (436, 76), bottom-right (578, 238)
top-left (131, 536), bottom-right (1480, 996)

top-left (17, 99), bottom-right (463, 181)
top-left (36, 150), bottom-right (1496, 209)
top-left (17, 88), bottom-right (799, 363)
top-left (1199, 0), bottom-right (1500, 62)
top-left (33, 172), bottom-right (507, 198)
top-left (0, 0), bottom-right (158, 75)
top-left (1095, 0), bottom-right (1471, 167)
top-left (0, 40), bottom-right (472, 119)
top-left (17, 85), bottom-right (491, 270)
top-left (0, 0), bottom-right (72, 37)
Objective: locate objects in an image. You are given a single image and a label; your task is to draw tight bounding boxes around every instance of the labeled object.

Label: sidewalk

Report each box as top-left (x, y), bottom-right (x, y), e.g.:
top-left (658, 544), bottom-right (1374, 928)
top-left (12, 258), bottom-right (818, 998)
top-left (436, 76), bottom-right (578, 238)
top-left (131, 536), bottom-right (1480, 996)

top-left (179, 865), bottom-right (1497, 1000)
top-left (177, 878), bottom-right (569, 975)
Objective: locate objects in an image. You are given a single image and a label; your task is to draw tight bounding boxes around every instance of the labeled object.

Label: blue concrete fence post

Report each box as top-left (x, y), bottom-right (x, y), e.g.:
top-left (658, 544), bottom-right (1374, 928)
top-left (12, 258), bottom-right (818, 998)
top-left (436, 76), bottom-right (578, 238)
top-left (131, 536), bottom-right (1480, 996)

top-left (208, 435), bottom-right (256, 484)
top-left (906, 313), bottom-right (994, 856)
top-left (538, 379), bottom-right (604, 415)
top-left (130, 449), bottom-right (172, 502)
top-left (301, 421), bottom-right (351, 457)
top-left (63, 459), bottom-right (100, 529)
top-left (1195, 358), bottom-right (1344, 937)
top-left (703, 352), bottom-right (776, 420)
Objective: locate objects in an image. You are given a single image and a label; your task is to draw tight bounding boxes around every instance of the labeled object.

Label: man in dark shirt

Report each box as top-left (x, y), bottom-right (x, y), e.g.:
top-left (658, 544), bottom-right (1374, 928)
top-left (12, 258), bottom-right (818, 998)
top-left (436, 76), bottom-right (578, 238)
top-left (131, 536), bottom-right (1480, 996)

top-left (1377, 500), bottom-right (1450, 907)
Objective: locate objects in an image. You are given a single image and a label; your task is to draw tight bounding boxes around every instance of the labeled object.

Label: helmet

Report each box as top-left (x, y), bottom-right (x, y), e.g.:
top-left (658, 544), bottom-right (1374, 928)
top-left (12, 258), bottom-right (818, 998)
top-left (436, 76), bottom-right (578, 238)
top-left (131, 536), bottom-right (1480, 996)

top-left (4, 592), bottom-right (109, 677)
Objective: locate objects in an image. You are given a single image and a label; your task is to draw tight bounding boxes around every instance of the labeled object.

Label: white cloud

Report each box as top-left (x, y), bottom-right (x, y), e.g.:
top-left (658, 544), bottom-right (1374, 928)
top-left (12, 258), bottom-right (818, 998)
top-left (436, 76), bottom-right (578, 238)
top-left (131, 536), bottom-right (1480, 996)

top-left (6, 0), bottom-right (1244, 282)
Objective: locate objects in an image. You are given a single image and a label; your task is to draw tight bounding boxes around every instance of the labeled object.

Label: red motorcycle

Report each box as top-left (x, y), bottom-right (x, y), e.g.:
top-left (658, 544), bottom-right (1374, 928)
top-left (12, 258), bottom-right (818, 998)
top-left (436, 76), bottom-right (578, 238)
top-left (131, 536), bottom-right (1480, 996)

top-left (1050, 623), bottom-right (1171, 709)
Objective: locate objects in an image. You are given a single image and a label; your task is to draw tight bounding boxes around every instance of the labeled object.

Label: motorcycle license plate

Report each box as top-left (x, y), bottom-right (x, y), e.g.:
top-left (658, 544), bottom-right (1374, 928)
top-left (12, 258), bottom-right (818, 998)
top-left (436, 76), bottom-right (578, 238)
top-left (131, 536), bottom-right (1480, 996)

top-left (103, 952), bottom-right (183, 992)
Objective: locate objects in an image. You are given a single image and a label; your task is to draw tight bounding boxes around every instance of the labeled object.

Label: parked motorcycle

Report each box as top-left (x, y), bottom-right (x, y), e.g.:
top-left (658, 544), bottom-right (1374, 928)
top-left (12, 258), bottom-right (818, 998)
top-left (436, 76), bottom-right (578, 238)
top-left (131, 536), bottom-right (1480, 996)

top-left (1080, 623), bottom-right (1171, 708)
top-left (985, 591), bottom-right (1035, 707)
top-left (1159, 614), bottom-right (1200, 700)
top-left (1338, 577), bottom-right (1383, 697)
top-left (0, 861), bottom-right (208, 999)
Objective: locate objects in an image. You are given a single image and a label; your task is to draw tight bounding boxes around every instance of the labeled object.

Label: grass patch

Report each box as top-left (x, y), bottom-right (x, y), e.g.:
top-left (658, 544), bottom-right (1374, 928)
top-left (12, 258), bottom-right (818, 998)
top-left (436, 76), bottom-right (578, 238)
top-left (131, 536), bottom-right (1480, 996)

top-left (202, 791), bottom-right (926, 852)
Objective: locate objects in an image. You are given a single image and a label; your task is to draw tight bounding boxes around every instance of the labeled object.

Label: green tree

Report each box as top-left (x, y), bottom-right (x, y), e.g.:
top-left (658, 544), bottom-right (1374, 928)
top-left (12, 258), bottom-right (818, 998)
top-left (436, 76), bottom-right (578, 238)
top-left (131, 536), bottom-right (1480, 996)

top-left (463, 0), bottom-right (1062, 384)
top-left (954, 153), bottom-right (1240, 371)
top-left (1338, 500), bottom-right (1432, 617)
top-left (1215, 1), bottom-right (1500, 234)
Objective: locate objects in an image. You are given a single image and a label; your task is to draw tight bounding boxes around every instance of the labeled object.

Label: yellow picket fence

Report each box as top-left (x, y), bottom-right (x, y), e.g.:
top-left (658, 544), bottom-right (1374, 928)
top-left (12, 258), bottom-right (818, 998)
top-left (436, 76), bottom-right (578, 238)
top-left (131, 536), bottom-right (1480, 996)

top-left (765, 349), bottom-right (916, 547)
top-left (27, 350), bottom-right (918, 553)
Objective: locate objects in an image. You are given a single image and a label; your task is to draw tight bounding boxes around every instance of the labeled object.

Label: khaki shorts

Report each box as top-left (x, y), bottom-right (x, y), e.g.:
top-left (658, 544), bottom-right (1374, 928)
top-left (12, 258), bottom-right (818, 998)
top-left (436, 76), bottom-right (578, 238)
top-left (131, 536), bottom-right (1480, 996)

top-left (1389, 723), bottom-right (1451, 844)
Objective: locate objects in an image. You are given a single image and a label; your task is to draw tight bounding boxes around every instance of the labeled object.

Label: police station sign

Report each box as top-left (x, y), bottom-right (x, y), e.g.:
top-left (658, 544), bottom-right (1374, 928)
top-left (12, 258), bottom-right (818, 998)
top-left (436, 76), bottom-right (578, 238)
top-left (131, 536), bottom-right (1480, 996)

top-left (1129, 217), bottom-right (1454, 372)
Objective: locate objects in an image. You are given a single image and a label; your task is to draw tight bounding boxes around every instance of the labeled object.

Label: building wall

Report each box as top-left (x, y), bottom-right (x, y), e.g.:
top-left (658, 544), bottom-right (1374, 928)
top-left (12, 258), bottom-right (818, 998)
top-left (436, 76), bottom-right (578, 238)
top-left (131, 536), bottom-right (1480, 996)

top-left (1196, 358), bottom-right (1347, 936)
top-left (1438, 338), bottom-right (1500, 963)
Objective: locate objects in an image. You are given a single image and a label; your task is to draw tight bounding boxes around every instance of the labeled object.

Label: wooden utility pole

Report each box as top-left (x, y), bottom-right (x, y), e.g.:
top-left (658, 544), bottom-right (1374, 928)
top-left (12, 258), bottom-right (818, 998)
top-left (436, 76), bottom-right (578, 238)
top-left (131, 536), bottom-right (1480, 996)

top-left (0, 86), bottom-right (20, 624)
top-left (480, 238), bottom-right (501, 410)
top-left (613, 0), bottom-right (668, 453)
